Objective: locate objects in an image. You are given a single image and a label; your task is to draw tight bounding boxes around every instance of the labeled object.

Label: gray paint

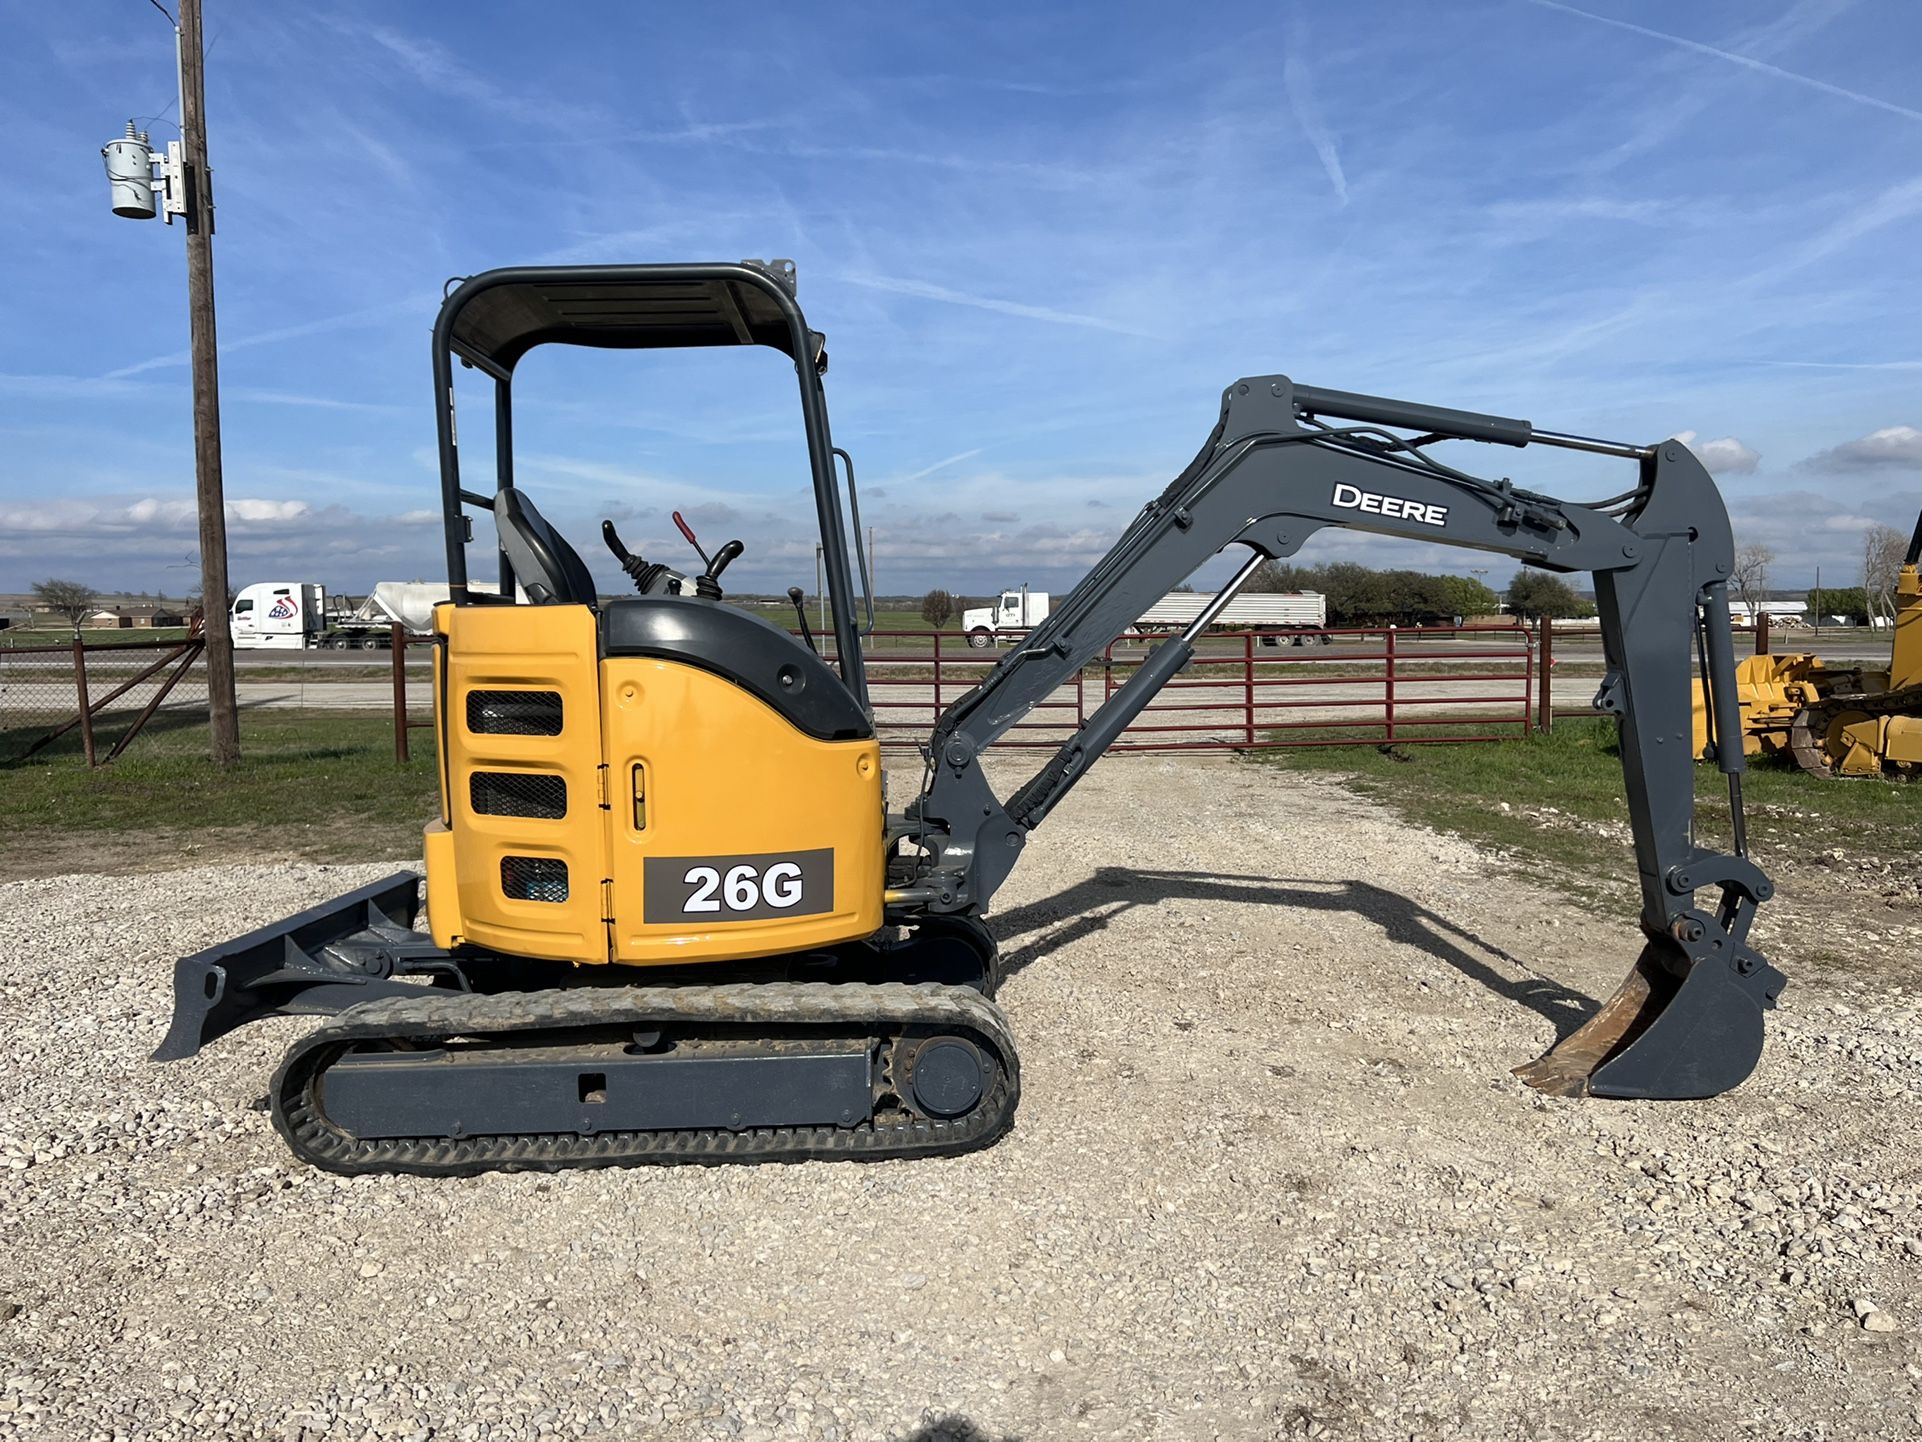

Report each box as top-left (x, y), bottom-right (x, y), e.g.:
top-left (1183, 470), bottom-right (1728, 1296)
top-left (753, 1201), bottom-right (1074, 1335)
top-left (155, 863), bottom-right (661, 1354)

top-left (896, 375), bottom-right (1782, 1097)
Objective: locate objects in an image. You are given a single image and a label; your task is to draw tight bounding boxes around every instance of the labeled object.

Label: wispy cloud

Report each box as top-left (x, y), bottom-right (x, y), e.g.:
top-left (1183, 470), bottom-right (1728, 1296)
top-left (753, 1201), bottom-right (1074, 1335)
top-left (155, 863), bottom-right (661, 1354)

top-left (841, 274), bottom-right (1155, 337)
top-left (895, 448), bottom-right (984, 484)
top-left (227, 389), bottom-right (407, 414)
top-left (101, 300), bottom-right (421, 379)
top-left (1741, 175), bottom-right (1922, 289)
top-left (1522, 0), bottom-right (1922, 125)
top-left (1740, 359), bottom-right (1922, 371)
top-left (1281, 23), bottom-right (1348, 204)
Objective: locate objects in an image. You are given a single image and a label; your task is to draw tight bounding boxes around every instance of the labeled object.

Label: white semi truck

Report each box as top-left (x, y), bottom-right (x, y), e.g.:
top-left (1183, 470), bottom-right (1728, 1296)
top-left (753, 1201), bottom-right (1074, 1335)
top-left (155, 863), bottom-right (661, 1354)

top-left (230, 581), bottom-right (496, 650)
top-left (961, 586), bottom-right (1327, 648)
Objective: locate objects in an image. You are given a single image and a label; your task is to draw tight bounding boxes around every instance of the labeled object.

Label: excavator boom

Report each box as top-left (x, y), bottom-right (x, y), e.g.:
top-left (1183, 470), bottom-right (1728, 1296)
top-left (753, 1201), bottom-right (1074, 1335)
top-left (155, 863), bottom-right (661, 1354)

top-left (896, 375), bottom-right (1784, 1099)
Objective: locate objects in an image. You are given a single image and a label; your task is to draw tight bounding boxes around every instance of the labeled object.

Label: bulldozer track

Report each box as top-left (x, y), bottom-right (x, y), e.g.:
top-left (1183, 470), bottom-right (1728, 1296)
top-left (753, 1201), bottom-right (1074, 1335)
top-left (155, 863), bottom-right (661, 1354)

top-left (1789, 683), bottom-right (1922, 778)
top-left (272, 980), bottom-right (1019, 1177)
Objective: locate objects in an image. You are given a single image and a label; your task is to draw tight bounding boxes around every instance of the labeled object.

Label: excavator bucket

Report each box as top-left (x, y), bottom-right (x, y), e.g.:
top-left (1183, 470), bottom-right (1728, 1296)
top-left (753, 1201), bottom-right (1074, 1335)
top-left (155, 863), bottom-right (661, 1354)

top-left (1515, 940), bottom-right (1786, 1100)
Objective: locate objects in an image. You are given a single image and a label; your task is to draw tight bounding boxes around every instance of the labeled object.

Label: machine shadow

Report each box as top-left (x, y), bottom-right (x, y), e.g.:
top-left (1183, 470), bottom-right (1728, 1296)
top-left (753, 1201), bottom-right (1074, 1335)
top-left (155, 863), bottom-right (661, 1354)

top-left (990, 867), bottom-right (1598, 1041)
top-left (901, 1418), bottom-right (1022, 1442)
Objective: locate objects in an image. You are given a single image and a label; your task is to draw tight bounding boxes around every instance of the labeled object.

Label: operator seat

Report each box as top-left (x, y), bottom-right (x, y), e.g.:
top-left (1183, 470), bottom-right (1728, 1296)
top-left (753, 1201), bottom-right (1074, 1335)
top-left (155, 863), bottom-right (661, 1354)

top-left (495, 487), bottom-right (597, 606)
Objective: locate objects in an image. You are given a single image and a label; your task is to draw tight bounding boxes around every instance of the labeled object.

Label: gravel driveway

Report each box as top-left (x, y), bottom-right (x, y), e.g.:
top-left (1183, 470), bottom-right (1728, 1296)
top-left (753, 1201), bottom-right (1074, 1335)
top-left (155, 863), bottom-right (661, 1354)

top-left (2, 756), bottom-right (1918, 1440)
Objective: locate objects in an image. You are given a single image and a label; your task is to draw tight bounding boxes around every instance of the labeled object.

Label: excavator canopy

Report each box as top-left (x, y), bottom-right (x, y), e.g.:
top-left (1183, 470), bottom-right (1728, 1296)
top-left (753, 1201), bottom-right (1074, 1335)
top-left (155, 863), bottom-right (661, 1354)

top-left (441, 260), bottom-right (821, 376)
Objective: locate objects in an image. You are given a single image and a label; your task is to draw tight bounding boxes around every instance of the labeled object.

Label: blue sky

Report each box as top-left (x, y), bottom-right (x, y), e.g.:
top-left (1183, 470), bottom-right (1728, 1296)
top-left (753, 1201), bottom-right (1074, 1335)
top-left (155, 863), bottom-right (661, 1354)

top-left (2, 0), bottom-right (1917, 601)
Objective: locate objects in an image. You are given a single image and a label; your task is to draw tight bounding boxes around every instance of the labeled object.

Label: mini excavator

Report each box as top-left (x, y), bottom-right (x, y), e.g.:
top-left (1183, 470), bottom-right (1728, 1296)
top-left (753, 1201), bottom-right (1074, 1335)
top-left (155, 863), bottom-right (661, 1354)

top-left (157, 261), bottom-right (1785, 1175)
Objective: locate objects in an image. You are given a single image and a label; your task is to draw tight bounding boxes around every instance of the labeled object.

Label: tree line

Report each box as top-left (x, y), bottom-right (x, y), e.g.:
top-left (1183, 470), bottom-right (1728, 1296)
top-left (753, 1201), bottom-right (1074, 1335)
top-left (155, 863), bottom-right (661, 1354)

top-left (913, 564), bottom-right (1597, 629)
top-left (1245, 561), bottom-right (1593, 623)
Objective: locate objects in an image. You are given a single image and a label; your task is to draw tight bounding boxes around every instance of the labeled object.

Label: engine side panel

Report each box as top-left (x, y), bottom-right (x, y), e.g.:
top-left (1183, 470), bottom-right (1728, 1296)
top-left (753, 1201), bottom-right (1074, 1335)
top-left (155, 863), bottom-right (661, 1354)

top-left (601, 656), bottom-right (883, 965)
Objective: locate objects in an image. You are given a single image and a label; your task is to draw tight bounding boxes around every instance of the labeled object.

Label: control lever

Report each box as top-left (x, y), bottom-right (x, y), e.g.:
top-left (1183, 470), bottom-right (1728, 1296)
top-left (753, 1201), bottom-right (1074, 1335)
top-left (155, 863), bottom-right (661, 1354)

top-left (671, 511), bottom-right (745, 599)
top-left (787, 586), bottom-right (817, 654)
top-left (601, 520), bottom-right (671, 594)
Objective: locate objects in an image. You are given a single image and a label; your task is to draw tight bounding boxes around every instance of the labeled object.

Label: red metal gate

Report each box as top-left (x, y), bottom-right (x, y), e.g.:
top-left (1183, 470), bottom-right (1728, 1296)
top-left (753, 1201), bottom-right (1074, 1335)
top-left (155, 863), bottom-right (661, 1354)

top-left (824, 624), bottom-right (1535, 752)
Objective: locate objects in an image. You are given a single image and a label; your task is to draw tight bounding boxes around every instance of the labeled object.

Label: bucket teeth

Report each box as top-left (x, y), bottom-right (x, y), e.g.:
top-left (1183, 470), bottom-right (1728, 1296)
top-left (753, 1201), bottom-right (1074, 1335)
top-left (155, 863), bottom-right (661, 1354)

top-left (1516, 941), bottom-right (1785, 1101)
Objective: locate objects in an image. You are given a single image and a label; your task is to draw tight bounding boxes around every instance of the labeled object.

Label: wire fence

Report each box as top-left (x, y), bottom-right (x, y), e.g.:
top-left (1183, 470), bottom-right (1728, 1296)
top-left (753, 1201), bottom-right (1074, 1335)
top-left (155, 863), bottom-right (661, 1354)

top-left (0, 636), bottom-right (209, 765)
top-left (0, 630), bottom-right (435, 767)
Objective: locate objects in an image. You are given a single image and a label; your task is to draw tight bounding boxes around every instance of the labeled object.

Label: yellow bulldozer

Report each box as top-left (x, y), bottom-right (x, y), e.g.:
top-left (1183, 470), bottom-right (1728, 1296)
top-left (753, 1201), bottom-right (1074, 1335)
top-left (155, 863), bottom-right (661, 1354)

top-left (1693, 510), bottom-right (1922, 778)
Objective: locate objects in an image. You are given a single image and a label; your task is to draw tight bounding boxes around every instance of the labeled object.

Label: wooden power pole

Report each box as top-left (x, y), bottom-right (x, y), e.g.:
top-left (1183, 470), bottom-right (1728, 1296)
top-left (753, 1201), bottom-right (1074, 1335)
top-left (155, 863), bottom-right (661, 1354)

top-left (178, 0), bottom-right (240, 765)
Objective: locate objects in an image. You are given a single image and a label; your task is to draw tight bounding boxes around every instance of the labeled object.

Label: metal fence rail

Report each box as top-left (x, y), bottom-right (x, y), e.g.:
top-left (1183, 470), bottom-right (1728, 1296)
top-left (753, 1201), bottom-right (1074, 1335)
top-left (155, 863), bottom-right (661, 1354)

top-left (4, 620), bottom-right (1562, 767)
top-left (822, 624), bottom-right (1536, 752)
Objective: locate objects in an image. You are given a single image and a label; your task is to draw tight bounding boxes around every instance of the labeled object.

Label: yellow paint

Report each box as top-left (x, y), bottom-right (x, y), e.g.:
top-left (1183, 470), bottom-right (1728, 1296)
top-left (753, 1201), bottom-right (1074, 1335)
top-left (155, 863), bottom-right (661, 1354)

top-left (1689, 653), bottom-right (1831, 760)
top-left (423, 819), bottom-right (460, 948)
top-left (1892, 561), bottom-right (1920, 691)
top-left (429, 601), bottom-right (608, 963)
top-left (1885, 714), bottom-right (1922, 765)
top-left (600, 657), bottom-right (883, 965)
top-left (422, 600), bottom-right (885, 969)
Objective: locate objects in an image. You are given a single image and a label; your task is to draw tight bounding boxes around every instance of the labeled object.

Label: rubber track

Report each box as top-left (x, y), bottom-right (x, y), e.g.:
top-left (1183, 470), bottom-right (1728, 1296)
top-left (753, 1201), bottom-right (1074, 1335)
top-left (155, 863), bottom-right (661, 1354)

top-left (271, 981), bottom-right (1019, 1177)
top-left (1788, 683), bottom-right (1922, 777)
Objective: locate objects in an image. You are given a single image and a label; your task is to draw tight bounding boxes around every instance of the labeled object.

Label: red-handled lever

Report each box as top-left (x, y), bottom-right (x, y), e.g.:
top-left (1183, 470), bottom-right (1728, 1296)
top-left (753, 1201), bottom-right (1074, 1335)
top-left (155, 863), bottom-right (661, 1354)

top-left (671, 511), bottom-right (712, 569)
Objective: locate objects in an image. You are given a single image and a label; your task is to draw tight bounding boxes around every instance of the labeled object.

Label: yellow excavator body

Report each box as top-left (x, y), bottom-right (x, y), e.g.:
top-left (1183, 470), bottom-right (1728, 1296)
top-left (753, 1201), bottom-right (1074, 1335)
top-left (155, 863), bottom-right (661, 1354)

top-left (425, 600), bottom-right (885, 967)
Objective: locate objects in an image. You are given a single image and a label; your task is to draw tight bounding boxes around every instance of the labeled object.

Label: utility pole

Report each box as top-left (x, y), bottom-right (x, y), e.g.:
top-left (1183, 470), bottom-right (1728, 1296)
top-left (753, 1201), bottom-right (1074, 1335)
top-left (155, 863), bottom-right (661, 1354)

top-left (179, 0), bottom-right (239, 765)
top-left (101, 0), bottom-right (238, 765)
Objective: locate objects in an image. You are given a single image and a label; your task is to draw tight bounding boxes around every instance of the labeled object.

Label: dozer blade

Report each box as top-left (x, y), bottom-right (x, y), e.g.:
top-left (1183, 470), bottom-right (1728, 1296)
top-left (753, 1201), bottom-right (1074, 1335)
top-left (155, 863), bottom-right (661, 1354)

top-left (1515, 941), bottom-right (1785, 1101)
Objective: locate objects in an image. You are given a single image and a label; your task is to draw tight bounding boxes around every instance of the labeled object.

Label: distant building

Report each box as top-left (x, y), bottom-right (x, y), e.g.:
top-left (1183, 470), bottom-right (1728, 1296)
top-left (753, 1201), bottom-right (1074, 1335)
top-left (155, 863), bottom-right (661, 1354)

top-left (84, 608), bottom-right (133, 629)
top-left (1729, 599), bottom-right (1806, 623)
top-left (121, 603), bottom-right (187, 628)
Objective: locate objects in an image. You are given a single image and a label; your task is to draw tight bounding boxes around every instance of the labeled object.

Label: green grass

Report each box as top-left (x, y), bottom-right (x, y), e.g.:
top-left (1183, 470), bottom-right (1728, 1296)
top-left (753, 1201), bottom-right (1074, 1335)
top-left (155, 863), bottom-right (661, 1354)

top-left (0, 709), bottom-right (438, 874)
top-left (1254, 719), bottom-right (1919, 893)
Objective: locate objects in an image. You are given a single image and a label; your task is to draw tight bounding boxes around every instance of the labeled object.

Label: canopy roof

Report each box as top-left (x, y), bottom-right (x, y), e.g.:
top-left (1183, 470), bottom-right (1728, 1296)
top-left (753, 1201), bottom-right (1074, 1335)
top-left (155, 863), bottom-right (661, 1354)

top-left (442, 262), bottom-right (817, 376)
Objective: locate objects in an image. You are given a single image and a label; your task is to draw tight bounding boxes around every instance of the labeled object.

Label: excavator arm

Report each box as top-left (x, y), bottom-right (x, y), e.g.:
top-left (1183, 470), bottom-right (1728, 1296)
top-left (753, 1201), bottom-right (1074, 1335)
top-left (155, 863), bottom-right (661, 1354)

top-left (894, 375), bottom-right (1785, 1101)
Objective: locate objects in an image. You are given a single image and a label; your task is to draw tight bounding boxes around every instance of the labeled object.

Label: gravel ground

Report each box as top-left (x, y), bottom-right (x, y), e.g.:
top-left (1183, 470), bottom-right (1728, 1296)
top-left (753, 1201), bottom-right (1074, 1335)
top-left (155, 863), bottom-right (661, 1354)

top-left (2, 756), bottom-right (1919, 1441)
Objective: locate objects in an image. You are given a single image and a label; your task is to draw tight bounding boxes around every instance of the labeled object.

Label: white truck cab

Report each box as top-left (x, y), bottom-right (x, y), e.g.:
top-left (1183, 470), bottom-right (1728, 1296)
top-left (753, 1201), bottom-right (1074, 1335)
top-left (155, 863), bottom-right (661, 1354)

top-left (231, 582), bottom-right (323, 649)
top-left (962, 587), bottom-right (1050, 648)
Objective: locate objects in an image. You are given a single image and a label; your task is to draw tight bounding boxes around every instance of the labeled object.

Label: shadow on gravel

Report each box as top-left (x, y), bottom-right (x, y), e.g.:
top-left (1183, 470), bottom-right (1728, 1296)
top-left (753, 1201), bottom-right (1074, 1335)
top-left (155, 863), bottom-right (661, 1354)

top-left (902, 1419), bottom-right (1022, 1442)
top-left (993, 867), bottom-right (1598, 1040)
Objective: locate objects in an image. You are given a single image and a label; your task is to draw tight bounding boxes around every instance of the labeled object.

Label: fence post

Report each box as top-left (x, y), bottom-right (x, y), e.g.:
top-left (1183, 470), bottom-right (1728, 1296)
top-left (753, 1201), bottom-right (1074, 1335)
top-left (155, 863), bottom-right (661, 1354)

top-left (1536, 618), bottom-right (1554, 734)
top-left (72, 634), bottom-right (96, 767)
top-left (1384, 627), bottom-right (1397, 743)
top-left (1522, 622), bottom-right (1535, 737)
top-left (932, 631), bottom-right (942, 721)
top-left (391, 623), bottom-right (409, 764)
top-left (1243, 632), bottom-right (1256, 746)
top-left (1755, 612), bottom-right (1770, 657)
top-left (1075, 657), bottom-right (1085, 728)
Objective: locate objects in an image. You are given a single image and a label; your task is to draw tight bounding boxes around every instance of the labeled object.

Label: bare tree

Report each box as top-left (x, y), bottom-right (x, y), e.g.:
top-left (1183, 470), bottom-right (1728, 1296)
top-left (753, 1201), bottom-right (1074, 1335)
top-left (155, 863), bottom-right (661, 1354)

top-left (30, 579), bottom-right (99, 630)
top-left (919, 588), bottom-right (956, 631)
top-left (1863, 523), bottom-right (1906, 625)
top-left (1729, 543), bottom-right (1775, 623)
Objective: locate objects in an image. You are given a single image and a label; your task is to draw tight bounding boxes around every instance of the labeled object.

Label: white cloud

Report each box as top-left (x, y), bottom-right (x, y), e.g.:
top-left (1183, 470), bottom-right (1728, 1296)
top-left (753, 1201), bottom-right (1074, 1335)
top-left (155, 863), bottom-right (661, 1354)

top-left (1672, 430), bottom-right (1761, 475)
top-left (227, 499), bottom-right (312, 524)
top-left (1802, 424), bottom-right (1922, 470)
